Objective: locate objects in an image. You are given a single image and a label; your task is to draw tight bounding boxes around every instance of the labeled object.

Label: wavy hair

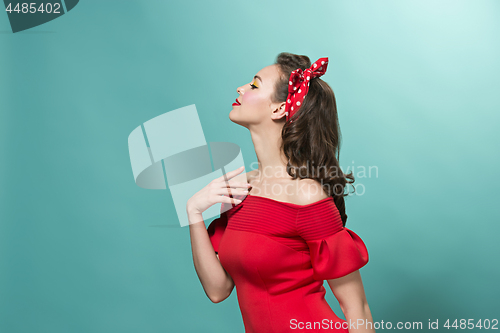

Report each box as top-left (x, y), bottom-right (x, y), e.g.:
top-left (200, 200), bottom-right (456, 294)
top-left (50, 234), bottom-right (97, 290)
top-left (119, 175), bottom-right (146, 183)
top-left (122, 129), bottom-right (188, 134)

top-left (272, 52), bottom-right (355, 226)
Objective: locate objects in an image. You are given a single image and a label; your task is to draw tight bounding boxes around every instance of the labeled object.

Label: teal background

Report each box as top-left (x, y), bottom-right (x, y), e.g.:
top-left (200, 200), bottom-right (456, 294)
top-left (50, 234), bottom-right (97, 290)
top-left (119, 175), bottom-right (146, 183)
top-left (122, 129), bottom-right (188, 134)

top-left (1, 0), bottom-right (499, 332)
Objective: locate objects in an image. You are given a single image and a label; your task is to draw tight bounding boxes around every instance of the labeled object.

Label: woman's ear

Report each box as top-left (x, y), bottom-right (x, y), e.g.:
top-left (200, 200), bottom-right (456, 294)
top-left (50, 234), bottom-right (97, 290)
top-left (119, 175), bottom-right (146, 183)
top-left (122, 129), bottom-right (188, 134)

top-left (272, 101), bottom-right (287, 120)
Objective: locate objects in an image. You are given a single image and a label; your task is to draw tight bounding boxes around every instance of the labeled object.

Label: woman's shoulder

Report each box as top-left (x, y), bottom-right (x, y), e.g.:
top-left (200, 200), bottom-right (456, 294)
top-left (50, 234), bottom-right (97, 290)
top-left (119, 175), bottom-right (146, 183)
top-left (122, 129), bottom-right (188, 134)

top-left (245, 169), bottom-right (328, 206)
top-left (293, 178), bottom-right (329, 205)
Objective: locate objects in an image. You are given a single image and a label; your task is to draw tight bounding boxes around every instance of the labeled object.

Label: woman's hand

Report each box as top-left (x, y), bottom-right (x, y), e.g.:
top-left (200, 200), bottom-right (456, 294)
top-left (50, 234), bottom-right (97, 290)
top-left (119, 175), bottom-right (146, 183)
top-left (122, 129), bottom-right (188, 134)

top-left (186, 166), bottom-right (251, 216)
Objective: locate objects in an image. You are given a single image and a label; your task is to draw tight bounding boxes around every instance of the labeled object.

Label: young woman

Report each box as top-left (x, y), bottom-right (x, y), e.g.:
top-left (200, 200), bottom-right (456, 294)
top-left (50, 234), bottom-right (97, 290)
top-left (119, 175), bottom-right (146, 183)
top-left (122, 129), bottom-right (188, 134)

top-left (186, 53), bottom-right (374, 333)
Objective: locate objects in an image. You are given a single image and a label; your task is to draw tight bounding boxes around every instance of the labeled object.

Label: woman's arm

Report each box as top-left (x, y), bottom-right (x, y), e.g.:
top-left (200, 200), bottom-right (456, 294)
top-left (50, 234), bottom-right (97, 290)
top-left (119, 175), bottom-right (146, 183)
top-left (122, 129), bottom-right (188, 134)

top-left (327, 270), bottom-right (375, 333)
top-left (186, 166), bottom-right (249, 303)
top-left (188, 211), bottom-right (235, 303)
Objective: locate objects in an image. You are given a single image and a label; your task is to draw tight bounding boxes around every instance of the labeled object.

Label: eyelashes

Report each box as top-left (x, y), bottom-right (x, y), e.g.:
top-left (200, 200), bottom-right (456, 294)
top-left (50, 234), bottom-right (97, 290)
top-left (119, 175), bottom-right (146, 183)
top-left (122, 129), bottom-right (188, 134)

top-left (250, 83), bottom-right (258, 89)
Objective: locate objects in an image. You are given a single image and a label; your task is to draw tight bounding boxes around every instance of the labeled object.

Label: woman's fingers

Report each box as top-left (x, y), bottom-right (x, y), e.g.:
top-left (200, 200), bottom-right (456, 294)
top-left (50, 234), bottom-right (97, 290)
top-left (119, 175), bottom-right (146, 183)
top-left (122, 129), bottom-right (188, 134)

top-left (224, 181), bottom-right (252, 189)
top-left (221, 196), bottom-right (242, 204)
top-left (216, 188), bottom-right (249, 196)
top-left (215, 166), bottom-right (245, 183)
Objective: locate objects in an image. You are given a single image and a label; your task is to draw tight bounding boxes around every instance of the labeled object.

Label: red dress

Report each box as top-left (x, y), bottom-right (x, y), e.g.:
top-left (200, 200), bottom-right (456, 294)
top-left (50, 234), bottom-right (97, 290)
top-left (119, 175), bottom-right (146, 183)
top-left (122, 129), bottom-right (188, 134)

top-left (207, 193), bottom-right (369, 333)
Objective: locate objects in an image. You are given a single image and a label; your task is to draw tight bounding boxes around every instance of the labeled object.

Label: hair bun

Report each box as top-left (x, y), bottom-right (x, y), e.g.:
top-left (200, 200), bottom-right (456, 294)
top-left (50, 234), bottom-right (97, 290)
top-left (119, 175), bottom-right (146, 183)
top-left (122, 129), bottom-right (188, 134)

top-left (276, 53), bottom-right (311, 71)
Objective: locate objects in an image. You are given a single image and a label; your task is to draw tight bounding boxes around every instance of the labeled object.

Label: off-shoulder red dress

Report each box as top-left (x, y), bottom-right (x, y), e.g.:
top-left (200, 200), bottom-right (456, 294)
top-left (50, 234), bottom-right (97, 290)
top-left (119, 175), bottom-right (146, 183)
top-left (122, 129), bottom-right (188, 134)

top-left (207, 193), bottom-right (369, 333)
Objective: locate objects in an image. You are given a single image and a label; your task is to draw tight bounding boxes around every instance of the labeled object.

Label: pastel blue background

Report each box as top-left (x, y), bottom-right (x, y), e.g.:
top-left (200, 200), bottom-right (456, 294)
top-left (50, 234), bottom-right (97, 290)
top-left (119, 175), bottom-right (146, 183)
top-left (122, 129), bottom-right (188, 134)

top-left (1, 1), bottom-right (499, 332)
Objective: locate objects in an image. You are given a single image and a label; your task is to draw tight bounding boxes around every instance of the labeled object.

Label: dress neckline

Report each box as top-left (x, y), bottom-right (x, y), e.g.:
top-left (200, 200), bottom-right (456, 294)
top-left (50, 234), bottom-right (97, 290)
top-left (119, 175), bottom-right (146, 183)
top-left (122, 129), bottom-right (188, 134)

top-left (246, 192), bottom-right (334, 208)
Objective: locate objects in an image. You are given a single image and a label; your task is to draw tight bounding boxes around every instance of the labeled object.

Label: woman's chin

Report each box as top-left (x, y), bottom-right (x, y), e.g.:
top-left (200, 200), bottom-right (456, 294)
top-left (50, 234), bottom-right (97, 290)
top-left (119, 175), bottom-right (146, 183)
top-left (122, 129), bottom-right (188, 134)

top-left (229, 110), bottom-right (248, 128)
top-left (228, 109), bottom-right (239, 122)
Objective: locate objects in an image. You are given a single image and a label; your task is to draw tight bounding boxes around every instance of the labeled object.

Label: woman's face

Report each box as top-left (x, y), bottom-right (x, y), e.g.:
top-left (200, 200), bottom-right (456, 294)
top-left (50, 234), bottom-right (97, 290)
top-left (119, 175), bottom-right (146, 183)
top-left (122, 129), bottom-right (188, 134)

top-left (229, 64), bottom-right (286, 127)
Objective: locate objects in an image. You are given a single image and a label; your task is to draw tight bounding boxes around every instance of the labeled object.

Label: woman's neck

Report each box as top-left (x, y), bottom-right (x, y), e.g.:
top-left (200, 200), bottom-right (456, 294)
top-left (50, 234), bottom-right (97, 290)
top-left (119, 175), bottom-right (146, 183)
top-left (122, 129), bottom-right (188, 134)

top-left (249, 126), bottom-right (291, 181)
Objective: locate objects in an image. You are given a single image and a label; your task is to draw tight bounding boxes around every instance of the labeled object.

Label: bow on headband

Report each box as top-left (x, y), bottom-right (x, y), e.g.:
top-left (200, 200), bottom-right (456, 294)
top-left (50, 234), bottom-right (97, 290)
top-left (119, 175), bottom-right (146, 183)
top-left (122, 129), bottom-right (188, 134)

top-left (285, 57), bottom-right (329, 122)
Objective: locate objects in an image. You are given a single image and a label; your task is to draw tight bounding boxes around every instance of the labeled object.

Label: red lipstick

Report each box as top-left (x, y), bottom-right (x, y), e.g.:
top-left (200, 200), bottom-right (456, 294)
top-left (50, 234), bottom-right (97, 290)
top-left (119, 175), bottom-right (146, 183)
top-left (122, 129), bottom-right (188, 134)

top-left (232, 98), bottom-right (241, 106)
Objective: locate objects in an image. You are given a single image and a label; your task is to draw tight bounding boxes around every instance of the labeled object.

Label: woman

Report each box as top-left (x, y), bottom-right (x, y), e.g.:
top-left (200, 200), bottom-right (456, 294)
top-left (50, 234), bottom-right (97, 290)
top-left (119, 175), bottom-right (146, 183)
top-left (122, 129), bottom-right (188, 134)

top-left (186, 53), bottom-right (375, 333)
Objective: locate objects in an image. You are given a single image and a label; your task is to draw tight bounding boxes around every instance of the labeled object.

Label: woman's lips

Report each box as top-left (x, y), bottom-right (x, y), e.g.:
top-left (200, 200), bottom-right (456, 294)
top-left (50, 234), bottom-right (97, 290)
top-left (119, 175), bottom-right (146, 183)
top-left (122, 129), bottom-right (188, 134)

top-left (232, 99), bottom-right (241, 106)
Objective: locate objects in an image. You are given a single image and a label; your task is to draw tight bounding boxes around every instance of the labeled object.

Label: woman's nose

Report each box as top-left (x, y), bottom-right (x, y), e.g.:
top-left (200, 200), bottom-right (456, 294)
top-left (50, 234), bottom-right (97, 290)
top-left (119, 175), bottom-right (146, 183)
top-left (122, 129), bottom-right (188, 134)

top-left (237, 86), bottom-right (244, 94)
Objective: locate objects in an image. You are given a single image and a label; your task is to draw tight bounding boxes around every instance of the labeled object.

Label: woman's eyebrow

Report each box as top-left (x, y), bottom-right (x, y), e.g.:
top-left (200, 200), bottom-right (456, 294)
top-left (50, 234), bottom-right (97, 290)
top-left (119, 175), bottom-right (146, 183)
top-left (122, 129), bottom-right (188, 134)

top-left (254, 75), bottom-right (263, 83)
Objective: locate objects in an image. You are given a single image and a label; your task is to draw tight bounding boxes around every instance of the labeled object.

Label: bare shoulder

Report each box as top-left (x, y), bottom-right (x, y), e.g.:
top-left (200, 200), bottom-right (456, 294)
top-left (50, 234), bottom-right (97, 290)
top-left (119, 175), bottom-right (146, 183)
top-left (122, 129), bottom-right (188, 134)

top-left (293, 179), bottom-right (329, 205)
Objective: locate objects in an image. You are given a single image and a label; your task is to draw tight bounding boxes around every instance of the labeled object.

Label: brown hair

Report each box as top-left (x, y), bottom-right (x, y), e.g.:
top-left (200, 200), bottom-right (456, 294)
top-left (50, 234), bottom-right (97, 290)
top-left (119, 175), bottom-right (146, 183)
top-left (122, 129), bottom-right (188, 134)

top-left (273, 52), bottom-right (355, 226)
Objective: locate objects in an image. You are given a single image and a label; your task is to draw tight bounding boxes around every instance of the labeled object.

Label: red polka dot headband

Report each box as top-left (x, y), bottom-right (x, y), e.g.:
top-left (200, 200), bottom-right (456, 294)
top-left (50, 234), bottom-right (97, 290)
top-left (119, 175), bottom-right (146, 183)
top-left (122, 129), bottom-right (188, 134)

top-left (285, 57), bottom-right (329, 123)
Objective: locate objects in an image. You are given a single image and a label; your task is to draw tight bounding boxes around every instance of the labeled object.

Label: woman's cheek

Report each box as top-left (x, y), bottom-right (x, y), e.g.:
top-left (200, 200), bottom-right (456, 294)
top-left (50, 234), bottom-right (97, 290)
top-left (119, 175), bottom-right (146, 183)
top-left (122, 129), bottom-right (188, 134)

top-left (243, 93), bottom-right (262, 106)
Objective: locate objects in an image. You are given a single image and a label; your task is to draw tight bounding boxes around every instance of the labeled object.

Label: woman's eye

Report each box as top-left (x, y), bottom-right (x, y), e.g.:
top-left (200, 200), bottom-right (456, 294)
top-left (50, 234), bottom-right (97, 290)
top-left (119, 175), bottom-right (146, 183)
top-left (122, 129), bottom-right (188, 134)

top-left (250, 83), bottom-right (258, 89)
